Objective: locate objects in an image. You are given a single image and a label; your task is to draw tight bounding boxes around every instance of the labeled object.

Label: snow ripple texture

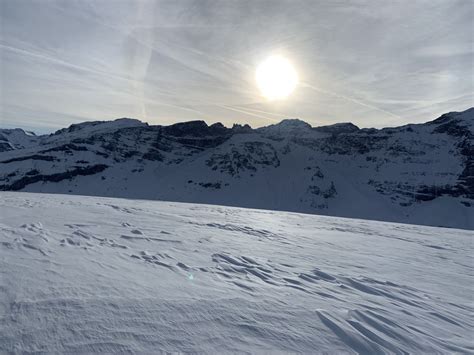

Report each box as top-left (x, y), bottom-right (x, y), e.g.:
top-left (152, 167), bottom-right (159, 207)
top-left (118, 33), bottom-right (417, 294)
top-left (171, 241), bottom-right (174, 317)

top-left (0, 192), bottom-right (472, 354)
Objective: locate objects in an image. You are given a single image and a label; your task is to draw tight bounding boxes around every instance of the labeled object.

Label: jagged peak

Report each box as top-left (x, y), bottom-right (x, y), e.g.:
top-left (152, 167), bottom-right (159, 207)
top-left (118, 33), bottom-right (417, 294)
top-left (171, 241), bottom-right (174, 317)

top-left (210, 122), bottom-right (225, 129)
top-left (231, 123), bottom-right (253, 133)
top-left (162, 120), bottom-right (232, 137)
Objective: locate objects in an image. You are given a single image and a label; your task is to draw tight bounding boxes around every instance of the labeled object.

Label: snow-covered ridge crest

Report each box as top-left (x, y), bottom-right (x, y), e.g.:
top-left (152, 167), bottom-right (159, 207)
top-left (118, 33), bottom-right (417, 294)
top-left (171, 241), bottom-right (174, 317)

top-left (53, 117), bottom-right (146, 135)
top-left (0, 108), bottom-right (473, 229)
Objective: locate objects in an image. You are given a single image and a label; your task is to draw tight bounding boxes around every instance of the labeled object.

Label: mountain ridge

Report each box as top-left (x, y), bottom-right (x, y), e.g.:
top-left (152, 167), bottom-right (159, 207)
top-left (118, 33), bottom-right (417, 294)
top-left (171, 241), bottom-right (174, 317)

top-left (1, 108), bottom-right (472, 229)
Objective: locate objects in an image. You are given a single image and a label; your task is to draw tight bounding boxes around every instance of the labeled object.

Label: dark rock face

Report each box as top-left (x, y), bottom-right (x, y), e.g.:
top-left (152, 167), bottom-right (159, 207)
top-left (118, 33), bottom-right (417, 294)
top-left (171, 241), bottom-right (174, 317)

top-left (1, 165), bottom-right (109, 191)
top-left (430, 108), bottom-right (474, 125)
top-left (0, 142), bottom-right (14, 152)
top-left (142, 150), bottom-right (164, 162)
top-left (199, 182), bottom-right (222, 189)
top-left (433, 120), bottom-right (471, 137)
top-left (431, 109), bottom-right (474, 138)
top-left (26, 169), bottom-right (40, 176)
top-left (416, 185), bottom-right (456, 201)
top-left (40, 144), bottom-right (88, 154)
top-left (457, 146), bottom-right (474, 199)
top-left (169, 136), bottom-right (230, 149)
top-left (305, 181), bottom-right (338, 209)
top-left (162, 120), bottom-right (231, 138)
top-left (150, 137), bottom-right (174, 153)
top-left (323, 182), bottom-right (337, 198)
top-left (206, 142), bottom-right (280, 177)
top-left (459, 162), bottom-right (474, 192)
top-left (296, 134), bottom-right (389, 155)
top-left (313, 122), bottom-right (360, 134)
top-left (0, 155), bottom-right (57, 164)
top-left (159, 121), bottom-right (233, 148)
top-left (231, 123), bottom-right (252, 134)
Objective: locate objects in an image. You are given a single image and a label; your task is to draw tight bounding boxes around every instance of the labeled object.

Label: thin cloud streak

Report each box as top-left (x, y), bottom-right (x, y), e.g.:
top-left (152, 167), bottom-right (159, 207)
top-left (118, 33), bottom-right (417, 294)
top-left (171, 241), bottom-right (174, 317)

top-left (302, 82), bottom-right (403, 121)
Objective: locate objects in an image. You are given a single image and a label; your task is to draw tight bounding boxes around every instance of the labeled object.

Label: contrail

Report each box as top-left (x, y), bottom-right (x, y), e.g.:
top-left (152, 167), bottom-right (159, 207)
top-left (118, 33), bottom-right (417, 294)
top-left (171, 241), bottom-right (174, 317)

top-left (397, 93), bottom-right (474, 113)
top-left (216, 105), bottom-right (280, 123)
top-left (302, 82), bottom-right (403, 120)
top-left (53, 2), bottom-right (242, 101)
top-left (0, 43), bottom-right (209, 118)
top-left (0, 43), bottom-right (118, 80)
top-left (231, 105), bottom-right (295, 119)
top-left (0, 43), bottom-right (156, 91)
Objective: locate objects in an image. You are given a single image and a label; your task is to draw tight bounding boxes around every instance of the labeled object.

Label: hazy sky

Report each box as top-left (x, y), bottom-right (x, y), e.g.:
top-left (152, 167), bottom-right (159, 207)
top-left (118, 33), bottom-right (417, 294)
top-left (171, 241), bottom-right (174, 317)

top-left (1, 0), bottom-right (472, 132)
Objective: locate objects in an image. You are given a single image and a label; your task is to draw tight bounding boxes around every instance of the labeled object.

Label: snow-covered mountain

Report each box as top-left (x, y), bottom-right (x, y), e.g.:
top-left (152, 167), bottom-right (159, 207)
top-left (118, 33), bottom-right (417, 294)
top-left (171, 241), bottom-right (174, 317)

top-left (0, 108), bottom-right (473, 229)
top-left (1, 192), bottom-right (472, 353)
top-left (0, 128), bottom-right (39, 151)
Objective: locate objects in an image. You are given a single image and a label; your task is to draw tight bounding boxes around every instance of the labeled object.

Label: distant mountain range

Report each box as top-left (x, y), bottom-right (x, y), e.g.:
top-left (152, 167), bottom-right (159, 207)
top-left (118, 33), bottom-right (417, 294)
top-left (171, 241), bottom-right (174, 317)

top-left (1, 108), bottom-right (473, 229)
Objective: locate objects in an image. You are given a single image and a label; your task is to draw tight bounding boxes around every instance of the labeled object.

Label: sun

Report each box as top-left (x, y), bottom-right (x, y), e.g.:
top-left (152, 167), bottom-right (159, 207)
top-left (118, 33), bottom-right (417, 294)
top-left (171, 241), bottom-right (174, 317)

top-left (256, 55), bottom-right (298, 100)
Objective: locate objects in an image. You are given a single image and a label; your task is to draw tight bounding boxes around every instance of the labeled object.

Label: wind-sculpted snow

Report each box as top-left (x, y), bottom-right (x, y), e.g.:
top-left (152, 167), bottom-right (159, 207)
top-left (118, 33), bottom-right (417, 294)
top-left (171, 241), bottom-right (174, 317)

top-left (0, 192), bottom-right (472, 353)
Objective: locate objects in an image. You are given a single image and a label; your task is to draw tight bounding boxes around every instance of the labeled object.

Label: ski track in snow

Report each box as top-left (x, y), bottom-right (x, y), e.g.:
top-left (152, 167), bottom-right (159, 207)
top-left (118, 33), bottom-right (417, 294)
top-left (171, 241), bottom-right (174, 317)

top-left (0, 192), bottom-right (473, 353)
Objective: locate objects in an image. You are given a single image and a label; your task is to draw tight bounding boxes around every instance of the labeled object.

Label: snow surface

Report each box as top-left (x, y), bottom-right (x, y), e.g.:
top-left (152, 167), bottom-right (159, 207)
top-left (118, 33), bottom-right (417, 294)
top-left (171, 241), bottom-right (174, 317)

top-left (1, 192), bottom-right (472, 353)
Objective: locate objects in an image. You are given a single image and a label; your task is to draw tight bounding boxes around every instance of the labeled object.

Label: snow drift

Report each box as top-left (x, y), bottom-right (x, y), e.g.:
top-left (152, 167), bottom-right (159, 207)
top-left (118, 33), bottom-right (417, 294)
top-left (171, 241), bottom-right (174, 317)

top-left (1, 192), bottom-right (472, 353)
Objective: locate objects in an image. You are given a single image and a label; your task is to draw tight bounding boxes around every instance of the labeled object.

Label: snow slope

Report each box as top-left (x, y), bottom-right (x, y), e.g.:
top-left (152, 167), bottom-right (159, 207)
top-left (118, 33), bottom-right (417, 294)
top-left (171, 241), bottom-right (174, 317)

top-left (1, 192), bottom-right (472, 353)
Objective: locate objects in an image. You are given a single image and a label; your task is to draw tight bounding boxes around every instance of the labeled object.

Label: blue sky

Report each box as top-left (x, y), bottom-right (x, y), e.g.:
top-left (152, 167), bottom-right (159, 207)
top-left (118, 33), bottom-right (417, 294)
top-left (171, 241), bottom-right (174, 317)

top-left (0, 0), bottom-right (472, 133)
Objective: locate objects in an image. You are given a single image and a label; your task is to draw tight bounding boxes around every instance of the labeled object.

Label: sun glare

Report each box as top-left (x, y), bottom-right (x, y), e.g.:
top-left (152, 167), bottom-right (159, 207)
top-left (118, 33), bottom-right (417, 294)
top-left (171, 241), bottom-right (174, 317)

top-left (256, 55), bottom-right (298, 101)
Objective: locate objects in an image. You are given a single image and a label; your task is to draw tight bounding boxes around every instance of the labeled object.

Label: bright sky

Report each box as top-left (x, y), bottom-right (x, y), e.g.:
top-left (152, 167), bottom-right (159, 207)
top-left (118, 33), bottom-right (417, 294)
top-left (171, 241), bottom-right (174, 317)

top-left (0, 0), bottom-right (472, 133)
